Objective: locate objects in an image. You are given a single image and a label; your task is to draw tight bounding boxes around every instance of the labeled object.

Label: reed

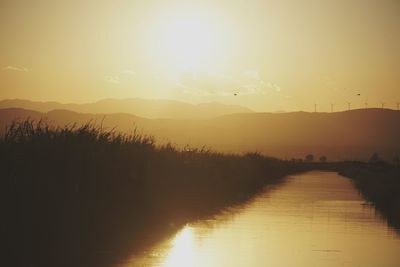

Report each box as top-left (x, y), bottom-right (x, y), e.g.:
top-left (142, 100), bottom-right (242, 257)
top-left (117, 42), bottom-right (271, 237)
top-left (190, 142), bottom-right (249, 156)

top-left (0, 120), bottom-right (303, 267)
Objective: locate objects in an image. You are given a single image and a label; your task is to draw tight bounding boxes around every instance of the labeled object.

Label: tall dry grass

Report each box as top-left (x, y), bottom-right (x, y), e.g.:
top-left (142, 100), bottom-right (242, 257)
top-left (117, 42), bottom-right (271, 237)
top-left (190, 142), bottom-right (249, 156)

top-left (0, 120), bottom-right (304, 267)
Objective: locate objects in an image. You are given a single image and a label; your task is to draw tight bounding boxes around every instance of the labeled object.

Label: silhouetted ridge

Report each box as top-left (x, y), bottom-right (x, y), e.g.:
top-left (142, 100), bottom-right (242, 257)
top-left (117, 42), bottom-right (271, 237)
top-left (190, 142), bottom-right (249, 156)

top-left (0, 98), bottom-right (253, 119)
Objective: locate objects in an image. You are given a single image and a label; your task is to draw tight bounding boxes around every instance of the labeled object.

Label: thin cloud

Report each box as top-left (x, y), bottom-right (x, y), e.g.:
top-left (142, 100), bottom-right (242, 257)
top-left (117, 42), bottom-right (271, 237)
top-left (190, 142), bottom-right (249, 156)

top-left (242, 70), bottom-right (261, 81)
top-left (121, 69), bottom-right (136, 75)
top-left (266, 82), bottom-right (281, 92)
top-left (2, 66), bottom-right (29, 72)
top-left (104, 75), bottom-right (120, 84)
top-left (176, 70), bottom-right (277, 96)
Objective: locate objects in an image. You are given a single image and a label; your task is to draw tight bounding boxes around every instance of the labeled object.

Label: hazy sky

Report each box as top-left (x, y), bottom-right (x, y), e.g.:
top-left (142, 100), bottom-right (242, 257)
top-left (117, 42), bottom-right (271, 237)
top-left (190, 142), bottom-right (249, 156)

top-left (0, 0), bottom-right (399, 111)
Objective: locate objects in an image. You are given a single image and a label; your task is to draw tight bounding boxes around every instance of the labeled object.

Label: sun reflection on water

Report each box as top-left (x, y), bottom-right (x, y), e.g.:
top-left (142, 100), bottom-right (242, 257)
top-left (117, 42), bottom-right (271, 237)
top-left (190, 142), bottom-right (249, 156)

top-left (160, 226), bottom-right (198, 267)
top-left (125, 172), bottom-right (400, 267)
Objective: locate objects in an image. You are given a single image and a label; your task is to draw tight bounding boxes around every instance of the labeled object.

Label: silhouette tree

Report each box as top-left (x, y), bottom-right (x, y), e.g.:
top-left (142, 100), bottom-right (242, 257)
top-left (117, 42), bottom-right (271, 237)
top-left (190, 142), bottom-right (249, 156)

top-left (319, 155), bottom-right (327, 163)
top-left (305, 154), bottom-right (314, 162)
top-left (368, 152), bottom-right (381, 164)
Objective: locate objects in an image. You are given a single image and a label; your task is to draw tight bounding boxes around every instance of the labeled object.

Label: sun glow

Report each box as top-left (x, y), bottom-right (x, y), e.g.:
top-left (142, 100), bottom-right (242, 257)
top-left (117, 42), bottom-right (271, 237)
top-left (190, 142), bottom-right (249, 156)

top-left (148, 9), bottom-right (236, 73)
top-left (163, 17), bottom-right (215, 68)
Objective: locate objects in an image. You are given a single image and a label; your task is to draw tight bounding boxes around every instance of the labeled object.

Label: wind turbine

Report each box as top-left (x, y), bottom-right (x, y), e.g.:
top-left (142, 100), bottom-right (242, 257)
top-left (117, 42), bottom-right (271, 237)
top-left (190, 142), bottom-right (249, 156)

top-left (314, 103), bottom-right (317, 113)
top-left (330, 103), bottom-right (335, 113)
top-left (363, 96), bottom-right (370, 109)
top-left (381, 102), bottom-right (386, 109)
top-left (346, 102), bottom-right (351, 111)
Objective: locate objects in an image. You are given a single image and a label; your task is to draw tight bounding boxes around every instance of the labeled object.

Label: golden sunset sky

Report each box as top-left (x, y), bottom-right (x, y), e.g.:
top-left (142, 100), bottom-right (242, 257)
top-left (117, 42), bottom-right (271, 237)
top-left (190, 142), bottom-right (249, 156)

top-left (0, 0), bottom-right (399, 112)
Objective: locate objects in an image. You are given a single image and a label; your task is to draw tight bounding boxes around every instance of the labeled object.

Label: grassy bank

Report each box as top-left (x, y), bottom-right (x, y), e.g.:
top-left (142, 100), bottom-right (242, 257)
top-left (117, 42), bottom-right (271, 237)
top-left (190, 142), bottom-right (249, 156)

top-left (0, 121), bottom-right (306, 267)
top-left (335, 162), bottom-right (400, 231)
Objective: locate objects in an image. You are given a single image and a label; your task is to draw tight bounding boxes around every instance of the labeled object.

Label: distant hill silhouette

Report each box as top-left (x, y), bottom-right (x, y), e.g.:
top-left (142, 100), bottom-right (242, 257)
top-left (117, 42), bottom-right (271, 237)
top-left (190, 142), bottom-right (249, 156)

top-left (1, 108), bottom-right (399, 160)
top-left (0, 98), bottom-right (253, 119)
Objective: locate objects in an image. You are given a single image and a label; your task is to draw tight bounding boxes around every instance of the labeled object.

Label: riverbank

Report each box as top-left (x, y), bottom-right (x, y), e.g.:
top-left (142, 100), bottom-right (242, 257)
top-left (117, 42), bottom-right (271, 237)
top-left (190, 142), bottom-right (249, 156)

top-left (335, 162), bottom-right (400, 231)
top-left (0, 121), bottom-right (308, 267)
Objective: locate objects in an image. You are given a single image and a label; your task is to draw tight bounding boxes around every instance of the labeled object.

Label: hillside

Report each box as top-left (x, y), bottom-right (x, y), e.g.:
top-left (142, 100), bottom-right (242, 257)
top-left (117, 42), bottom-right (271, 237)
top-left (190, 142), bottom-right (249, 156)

top-left (0, 98), bottom-right (253, 119)
top-left (1, 108), bottom-right (399, 161)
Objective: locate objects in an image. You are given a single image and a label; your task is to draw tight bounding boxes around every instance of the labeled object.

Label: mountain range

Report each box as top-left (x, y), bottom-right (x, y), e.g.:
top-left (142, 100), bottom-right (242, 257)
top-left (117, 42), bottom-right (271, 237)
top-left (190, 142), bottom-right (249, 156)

top-left (0, 98), bottom-right (253, 119)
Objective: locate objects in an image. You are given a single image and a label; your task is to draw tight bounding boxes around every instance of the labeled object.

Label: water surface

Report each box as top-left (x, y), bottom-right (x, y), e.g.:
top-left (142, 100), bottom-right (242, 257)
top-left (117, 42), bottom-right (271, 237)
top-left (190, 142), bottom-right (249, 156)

top-left (122, 171), bottom-right (400, 267)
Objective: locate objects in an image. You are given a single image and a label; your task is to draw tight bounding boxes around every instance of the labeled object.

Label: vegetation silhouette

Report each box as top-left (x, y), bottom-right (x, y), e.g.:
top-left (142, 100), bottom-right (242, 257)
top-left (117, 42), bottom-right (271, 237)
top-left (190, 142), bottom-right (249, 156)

top-left (0, 120), bottom-right (307, 267)
top-left (319, 155), bottom-right (327, 162)
top-left (305, 154), bottom-right (314, 162)
top-left (336, 161), bottom-right (400, 231)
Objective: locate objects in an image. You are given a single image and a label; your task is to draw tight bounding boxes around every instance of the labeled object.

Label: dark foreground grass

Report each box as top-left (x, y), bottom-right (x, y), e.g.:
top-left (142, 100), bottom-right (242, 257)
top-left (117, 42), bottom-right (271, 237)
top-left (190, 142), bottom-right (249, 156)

top-left (0, 121), bottom-right (306, 267)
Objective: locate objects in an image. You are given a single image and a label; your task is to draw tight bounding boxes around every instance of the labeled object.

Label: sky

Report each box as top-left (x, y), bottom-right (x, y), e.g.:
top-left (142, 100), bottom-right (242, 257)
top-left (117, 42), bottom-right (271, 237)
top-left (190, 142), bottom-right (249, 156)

top-left (0, 0), bottom-right (399, 112)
